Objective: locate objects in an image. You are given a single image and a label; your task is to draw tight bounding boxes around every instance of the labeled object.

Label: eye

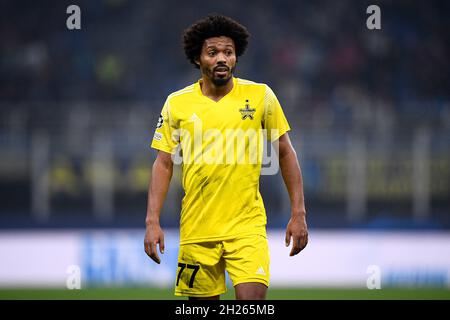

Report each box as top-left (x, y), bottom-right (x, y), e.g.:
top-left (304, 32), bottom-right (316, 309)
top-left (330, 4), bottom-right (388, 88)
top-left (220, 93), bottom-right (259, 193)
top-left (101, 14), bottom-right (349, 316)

top-left (208, 51), bottom-right (216, 57)
top-left (225, 50), bottom-right (233, 56)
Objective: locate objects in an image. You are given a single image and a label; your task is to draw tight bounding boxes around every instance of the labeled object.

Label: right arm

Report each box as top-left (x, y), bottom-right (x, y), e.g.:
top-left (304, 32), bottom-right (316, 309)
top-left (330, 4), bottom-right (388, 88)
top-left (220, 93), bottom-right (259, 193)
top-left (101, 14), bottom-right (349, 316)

top-left (144, 150), bottom-right (174, 264)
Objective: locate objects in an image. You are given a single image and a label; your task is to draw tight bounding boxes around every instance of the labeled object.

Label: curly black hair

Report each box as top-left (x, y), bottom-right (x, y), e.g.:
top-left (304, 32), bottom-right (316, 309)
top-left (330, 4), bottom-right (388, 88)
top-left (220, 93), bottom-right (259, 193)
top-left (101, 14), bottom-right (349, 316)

top-left (183, 14), bottom-right (250, 68)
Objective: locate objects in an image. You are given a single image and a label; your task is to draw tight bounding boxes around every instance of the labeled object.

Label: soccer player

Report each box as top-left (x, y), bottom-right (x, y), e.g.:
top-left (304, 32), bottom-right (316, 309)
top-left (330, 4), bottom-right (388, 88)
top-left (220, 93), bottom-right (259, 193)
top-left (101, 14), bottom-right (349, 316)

top-left (144, 14), bottom-right (308, 300)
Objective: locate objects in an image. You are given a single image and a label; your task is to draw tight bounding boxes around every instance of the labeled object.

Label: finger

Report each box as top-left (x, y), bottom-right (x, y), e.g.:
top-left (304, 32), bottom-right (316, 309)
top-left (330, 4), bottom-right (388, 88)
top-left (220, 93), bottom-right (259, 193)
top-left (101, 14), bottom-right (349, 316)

top-left (144, 241), bottom-right (153, 258)
top-left (149, 242), bottom-right (161, 264)
top-left (289, 237), bottom-right (301, 256)
top-left (159, 235), bottom-right (165, 254)
top-left (285, 230), bottom-right (291, 247)
top-left (144, 242), bottom-right (150, 257)
top-left (299, 234), bottom-right (308, 251)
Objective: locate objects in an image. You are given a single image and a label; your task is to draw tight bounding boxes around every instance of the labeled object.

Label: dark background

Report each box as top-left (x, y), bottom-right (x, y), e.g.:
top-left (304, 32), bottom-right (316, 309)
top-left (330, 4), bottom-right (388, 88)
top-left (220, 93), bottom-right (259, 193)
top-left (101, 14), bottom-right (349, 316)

top-left (0, 0), bottom-right (449, 230)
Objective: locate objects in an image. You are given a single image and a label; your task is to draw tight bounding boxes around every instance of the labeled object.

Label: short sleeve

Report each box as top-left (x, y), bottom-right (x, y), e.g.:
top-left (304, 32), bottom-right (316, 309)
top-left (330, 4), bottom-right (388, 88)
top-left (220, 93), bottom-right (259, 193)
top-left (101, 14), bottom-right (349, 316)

top-left (150, 98), bottom-right (179, 154)
top-left (263, 85), bottom-right (291, 141)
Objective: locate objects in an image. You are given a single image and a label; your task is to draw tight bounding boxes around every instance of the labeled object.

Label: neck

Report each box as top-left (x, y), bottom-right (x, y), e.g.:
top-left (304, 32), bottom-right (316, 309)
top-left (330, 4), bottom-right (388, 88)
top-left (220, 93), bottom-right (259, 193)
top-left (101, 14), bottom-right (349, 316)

top-left (200, 76), bottom-right (234, 102)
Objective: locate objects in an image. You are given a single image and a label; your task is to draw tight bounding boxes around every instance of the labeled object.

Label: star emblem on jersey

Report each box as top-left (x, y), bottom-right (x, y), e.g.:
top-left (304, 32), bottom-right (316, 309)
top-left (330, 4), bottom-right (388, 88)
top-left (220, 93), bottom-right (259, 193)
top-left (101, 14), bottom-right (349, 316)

top-left (239, 100), bottom-right (256, 120)
top-left (156, 114), bottom-right (163, 128)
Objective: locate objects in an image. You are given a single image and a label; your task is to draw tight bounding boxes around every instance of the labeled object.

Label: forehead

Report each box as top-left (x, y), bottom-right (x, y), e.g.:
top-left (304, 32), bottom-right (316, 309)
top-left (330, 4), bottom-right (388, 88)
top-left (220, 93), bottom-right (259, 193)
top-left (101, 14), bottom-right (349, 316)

top-left (203, 36), bottom-right (235, 49)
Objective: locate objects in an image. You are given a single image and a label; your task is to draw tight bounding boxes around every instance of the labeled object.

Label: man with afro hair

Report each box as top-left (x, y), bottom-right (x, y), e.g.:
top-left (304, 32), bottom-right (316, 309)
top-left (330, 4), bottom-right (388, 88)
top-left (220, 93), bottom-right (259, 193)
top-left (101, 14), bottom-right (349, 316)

top-left (145, 14), bottom-right (308, 300)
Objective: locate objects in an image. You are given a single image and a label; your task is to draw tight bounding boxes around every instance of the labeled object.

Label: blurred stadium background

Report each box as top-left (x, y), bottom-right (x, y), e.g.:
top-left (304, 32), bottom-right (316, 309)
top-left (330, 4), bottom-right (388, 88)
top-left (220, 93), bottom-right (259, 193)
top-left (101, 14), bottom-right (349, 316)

top-left (1, 0), bottom-right (449, 299)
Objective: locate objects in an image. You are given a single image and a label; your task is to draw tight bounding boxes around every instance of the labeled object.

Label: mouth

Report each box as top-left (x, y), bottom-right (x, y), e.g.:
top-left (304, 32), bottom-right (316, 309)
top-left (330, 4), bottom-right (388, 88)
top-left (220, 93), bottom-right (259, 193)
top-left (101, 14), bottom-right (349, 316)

top-left (213, 66), bottom-right (229, 77)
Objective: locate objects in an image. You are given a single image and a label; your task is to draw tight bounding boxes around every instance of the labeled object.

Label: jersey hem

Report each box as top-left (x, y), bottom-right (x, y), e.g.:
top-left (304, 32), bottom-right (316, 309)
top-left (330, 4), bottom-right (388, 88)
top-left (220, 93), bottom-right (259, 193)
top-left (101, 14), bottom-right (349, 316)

top-left (269, 127), bottom-right (291, 142)
top-left (232, 277), bottom-right (269, 288)
top-left (179, 228), bottom-right (267, 245)
top-left (151, 143), bottom-right (175, 155)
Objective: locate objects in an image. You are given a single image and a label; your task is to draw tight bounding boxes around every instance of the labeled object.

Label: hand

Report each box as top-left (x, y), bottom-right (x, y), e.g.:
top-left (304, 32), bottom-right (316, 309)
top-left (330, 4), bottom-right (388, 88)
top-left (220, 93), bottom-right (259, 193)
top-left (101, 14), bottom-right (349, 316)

top-left (285, 212), bottom-right (308, 256)
top-left (144, 222), bottom-right (165, 264)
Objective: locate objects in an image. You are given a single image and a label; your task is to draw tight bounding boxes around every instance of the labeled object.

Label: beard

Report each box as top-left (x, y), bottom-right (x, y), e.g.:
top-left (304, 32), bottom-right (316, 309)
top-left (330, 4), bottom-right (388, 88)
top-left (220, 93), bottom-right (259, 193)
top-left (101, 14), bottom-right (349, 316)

top-left (202, 65), bottom-right (235, 87)
top-left (212, 76), bottom-right (231, 87)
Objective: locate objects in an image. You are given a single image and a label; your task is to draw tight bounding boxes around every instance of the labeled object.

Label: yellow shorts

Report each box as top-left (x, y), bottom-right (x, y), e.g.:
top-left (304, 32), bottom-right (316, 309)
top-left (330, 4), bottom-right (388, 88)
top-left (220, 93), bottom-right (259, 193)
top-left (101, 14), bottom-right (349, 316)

top-left (174, 234), bottom-right (270, 297)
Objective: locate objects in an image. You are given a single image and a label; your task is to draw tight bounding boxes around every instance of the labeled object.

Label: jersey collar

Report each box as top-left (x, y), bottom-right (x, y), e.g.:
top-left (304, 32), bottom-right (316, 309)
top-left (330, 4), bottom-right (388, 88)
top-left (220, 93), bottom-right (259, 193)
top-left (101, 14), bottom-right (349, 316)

top-left (195, 77), bottom-right (238, 103)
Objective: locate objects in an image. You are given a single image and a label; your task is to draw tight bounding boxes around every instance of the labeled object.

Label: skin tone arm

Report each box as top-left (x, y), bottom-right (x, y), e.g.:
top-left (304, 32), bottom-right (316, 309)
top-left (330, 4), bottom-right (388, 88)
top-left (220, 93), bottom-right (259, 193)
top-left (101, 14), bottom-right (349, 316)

top-left (144, 150), bottom-right (174, 264)
top-left (278, 132), bottom-right (309, 256)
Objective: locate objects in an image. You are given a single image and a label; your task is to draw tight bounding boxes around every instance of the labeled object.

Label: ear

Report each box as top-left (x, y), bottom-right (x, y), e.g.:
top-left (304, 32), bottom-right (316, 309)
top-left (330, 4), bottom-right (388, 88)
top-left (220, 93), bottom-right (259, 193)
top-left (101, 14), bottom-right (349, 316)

top-left (194, 57), bottom-right (200, 66)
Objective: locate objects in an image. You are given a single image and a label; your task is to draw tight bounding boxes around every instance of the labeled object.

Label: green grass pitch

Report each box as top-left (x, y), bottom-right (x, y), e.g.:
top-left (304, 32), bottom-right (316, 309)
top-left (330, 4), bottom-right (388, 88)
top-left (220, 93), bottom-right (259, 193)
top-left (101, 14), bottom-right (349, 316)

top-left (1, 287), bottom-right (449, 300)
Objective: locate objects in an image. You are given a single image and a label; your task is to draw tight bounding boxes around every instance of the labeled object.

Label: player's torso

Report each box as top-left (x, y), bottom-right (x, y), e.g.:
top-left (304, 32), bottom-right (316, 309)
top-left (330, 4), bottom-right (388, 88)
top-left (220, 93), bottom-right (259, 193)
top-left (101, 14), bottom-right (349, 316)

top-left (167, 78), bottom-right (269, 243)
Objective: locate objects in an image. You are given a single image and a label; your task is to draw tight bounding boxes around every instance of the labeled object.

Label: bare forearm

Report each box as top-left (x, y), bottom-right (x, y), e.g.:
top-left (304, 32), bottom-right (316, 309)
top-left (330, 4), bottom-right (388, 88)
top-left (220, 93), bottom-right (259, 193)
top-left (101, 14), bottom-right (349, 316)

top-left (279, 148), bottom-right (306, 216)
top-left (277, 133), bottom-right (308, 255)
top-left (145, 156), bottom-right (173, 225)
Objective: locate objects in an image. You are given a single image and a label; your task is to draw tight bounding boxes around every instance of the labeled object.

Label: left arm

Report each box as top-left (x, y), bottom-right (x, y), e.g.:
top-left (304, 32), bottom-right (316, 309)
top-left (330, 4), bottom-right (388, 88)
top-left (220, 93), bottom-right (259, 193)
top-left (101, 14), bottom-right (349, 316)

top-left (278, 133), bottom-right (308, 256)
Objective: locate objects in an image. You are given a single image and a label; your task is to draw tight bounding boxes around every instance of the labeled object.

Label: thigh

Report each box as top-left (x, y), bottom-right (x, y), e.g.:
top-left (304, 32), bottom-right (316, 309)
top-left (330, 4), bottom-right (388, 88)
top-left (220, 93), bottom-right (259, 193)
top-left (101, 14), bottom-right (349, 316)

top-left (174, 241), bottom-right (227, 298)
top-left (223, 234), bottom-right (270, 288)
top-left (235, 282), bottom-right (267, 300)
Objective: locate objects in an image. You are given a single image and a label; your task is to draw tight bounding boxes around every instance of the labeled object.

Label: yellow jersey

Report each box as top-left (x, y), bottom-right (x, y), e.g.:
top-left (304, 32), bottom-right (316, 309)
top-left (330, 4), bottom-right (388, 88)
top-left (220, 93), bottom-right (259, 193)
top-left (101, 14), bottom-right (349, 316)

top-left (151, 77), bottom-right (290, 244)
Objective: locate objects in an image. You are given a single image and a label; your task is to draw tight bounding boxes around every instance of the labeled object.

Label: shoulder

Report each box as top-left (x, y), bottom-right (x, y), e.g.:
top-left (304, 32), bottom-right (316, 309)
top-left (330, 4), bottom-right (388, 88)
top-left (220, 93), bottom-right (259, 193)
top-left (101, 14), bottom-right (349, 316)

top-left (236, 78), bottom-right (277, 99)
top-left (166, 83), bottom-right (196, 104)
top-left (236, 78), bottom-right (274, 92)
top-left (236, 77), bottom-right (266, 88)
top-left (236, 77), bottom-right (270, 96)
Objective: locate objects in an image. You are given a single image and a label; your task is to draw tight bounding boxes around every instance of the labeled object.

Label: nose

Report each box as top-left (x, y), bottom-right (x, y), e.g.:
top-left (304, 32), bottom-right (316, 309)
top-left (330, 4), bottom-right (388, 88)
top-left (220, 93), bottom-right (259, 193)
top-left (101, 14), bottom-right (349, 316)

top-left (216, 51), bottom-right (227, 63)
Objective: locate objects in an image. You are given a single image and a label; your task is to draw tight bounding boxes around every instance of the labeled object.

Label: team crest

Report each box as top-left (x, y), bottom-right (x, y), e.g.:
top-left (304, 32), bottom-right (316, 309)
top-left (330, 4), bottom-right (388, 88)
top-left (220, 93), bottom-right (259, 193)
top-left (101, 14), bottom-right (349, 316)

top-left (239, 99), bottom-right (256, 120)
